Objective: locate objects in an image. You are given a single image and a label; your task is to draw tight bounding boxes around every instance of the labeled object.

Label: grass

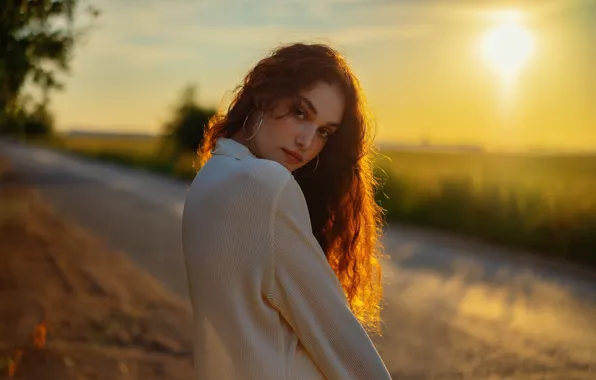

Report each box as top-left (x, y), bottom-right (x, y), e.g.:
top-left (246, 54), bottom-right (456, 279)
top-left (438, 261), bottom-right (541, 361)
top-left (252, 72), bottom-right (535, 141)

top-left (375, 150), bottom-right (596, 267)
top-left (38, 134), bottom-right (596, 269)
top-left (45, 134), bottom-right (198, 180)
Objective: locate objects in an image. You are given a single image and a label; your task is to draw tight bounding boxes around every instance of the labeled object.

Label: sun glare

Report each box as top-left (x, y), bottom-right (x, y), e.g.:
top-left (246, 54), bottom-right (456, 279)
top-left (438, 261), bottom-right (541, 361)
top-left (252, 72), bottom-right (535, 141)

top-left (481, 11), bottom-right (535, 82)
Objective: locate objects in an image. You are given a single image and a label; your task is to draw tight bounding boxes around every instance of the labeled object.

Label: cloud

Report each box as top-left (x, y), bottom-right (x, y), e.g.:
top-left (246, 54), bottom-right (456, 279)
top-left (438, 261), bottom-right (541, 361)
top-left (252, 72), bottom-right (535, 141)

top-left (73, 0), bottom-right (433, 69)
top-left (351, 0), bottom-right (592, 20)
top-left (330, 24), bottom-right (433, 44)
top-left (67, 0), bottom-right (593, 73)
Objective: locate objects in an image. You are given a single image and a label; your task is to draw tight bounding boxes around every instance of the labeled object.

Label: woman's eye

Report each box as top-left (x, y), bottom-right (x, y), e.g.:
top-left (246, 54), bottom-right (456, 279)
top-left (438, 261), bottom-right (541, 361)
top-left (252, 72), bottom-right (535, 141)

top-left (318, 129), bottom-right (330, 138)
top-left (294, 107), bottom-right (306, 119)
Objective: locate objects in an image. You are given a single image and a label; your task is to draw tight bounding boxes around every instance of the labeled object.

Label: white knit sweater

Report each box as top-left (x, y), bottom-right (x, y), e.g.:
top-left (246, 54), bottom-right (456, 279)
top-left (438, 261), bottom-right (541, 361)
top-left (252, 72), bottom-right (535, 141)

top-left (182, 138), bottom-right (391, 379)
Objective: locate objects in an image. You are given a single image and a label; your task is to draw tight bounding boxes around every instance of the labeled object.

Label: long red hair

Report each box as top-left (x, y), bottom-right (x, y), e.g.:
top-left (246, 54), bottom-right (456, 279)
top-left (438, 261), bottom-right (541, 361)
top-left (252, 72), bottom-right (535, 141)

top-left (196, 42), bottom-right (386, 334)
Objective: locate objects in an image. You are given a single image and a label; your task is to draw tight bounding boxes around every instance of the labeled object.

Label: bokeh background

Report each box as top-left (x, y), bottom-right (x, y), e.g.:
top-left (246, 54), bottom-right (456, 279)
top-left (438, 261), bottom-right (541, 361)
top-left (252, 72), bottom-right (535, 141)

top-left (2, 1), bottom-right (596, 378)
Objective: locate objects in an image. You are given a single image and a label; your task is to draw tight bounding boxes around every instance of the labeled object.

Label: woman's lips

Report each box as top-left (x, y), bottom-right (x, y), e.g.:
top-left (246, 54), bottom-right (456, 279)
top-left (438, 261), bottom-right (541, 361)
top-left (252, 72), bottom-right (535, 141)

top-left (282, 148), bottom-right (304, 164)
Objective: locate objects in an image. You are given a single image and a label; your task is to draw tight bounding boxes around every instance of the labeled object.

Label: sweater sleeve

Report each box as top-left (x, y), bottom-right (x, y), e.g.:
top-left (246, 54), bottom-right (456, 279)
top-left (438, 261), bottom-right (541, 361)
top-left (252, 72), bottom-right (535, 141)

top-left (267, 179), bottom-right (392, 380)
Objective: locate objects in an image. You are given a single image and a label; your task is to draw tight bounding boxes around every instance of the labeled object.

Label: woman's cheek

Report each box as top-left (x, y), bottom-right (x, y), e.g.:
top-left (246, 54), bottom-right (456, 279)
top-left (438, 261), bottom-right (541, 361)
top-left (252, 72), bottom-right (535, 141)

top-left (282, 118), bottom-right (302, 134)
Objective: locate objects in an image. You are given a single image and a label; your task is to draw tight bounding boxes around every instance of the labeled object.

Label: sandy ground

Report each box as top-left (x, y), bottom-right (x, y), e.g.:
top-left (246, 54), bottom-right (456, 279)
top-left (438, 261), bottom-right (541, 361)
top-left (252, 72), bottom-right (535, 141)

top-left (0, 158), bottom-right (195, 379)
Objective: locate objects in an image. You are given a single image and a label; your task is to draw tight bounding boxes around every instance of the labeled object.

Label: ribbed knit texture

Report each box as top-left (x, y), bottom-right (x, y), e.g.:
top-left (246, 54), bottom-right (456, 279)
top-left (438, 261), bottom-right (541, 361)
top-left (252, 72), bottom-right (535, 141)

top-left (182, 138), bottom-right (391, 380)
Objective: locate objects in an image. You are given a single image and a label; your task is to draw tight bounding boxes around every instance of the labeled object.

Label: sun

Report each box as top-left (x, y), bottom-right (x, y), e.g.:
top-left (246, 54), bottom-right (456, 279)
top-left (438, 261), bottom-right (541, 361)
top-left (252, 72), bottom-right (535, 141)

top-left (480, 12), bottom-right (535, 81)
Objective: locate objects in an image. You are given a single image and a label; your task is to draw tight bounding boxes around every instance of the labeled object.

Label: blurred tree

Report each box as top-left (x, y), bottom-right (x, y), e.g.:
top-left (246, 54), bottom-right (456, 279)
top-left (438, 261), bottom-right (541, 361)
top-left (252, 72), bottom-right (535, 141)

top-left (161, 84), bottom-right (216, 154)
top-left (0, 0), bottom-right (99, 136)
top-left (23, 100), bottom-right (55, 137)
top-left (1, 93), bottom-right (55, 139)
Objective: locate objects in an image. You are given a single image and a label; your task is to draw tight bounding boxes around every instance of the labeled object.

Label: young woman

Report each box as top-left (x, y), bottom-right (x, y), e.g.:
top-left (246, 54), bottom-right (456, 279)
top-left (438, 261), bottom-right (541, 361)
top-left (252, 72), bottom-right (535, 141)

top-left (182, 42), bottom-right (391, 379)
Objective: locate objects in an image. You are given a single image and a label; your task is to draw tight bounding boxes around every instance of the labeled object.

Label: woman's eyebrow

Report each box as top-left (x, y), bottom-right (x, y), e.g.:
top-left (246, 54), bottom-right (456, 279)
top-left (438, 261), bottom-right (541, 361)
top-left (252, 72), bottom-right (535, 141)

top-left (298, 95), bottom-right (318, 115)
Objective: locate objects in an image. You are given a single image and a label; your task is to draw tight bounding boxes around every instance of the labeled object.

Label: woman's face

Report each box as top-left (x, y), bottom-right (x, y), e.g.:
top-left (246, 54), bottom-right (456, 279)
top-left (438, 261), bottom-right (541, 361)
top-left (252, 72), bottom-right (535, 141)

top-left (247, 81), bottom-right (345, 172)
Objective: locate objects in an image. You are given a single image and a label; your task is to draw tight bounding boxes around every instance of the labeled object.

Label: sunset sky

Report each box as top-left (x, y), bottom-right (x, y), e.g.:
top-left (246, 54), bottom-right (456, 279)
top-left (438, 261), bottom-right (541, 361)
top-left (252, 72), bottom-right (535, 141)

top-left (50, 0), bottom-right (596, 151)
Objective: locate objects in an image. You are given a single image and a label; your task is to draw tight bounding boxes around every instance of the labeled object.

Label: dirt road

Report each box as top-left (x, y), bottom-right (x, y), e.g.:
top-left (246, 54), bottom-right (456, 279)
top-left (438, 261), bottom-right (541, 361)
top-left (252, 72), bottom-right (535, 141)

top-left (3, 140), bottom-right (595, 379)
top-left (0, 158), bottom-right (195, 379)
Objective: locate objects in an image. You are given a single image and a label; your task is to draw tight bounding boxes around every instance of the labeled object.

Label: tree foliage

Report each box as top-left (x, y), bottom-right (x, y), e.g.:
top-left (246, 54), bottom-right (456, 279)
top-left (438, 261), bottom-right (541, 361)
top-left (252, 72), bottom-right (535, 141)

top-left (2, 93), bottom-right (55, 138)
top-left (161, 84), bottom-right (216, 154)
top-left (0, 0), bottom-right (99, 136)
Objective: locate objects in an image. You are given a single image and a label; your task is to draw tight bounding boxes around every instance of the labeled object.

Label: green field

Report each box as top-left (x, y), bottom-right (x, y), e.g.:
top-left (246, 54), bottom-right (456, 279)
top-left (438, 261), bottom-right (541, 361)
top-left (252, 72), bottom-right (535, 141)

top-left (376, 150), bottom-right (596, 262)
top-left (49, 134), bottom-right (198, 180)
top-left (48, 134), bottom-right (596, 268)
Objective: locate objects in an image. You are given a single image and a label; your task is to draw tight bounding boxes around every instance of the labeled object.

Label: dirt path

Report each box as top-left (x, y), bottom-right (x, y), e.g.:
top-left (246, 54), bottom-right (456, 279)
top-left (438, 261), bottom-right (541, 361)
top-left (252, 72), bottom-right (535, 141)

top-left (0, 158), bottom-right (195, 379)
top-left (377, 226), bottom-right (596, 378)
top-left (2, 141), bottom-right (596, 379)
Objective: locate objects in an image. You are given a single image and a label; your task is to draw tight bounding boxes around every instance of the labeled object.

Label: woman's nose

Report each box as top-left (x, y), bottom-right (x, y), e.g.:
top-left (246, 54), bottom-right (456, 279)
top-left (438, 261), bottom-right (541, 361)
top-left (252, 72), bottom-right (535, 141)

top-left (296, 125), bottom-right (317, 150)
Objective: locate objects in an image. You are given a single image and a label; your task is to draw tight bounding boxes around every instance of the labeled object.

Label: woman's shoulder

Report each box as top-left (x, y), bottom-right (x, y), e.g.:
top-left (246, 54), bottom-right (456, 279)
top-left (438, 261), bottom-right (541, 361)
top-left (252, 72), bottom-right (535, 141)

top-left (197, 156), bottom-right (296, 205)
top-left (233, 158), bottom-right (294, 199)
top-left (242, 157), bottom-right (292, 186)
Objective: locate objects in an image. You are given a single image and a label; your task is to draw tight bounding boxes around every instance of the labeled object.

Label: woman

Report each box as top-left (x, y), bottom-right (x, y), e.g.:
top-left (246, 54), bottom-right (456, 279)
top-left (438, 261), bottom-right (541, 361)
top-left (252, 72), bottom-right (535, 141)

top-left (182, 42), bottom-right (391, 379)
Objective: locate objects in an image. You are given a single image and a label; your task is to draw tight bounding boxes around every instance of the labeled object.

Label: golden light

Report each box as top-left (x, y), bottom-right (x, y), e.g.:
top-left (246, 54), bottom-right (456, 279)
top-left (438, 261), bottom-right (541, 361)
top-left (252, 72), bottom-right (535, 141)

top-left (480, 11), bottom-right (535, 82)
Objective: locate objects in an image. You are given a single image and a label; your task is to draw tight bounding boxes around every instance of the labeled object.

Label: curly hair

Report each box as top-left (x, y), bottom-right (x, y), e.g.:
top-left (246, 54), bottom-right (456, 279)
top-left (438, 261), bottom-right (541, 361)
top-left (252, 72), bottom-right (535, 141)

top-left (195, 42), bottom-right (386, 334)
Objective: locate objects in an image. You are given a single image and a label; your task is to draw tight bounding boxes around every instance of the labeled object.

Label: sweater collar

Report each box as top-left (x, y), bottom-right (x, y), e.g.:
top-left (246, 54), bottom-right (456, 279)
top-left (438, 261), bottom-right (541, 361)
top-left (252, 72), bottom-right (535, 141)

top-left (212, 137), bottom-right (256, 160)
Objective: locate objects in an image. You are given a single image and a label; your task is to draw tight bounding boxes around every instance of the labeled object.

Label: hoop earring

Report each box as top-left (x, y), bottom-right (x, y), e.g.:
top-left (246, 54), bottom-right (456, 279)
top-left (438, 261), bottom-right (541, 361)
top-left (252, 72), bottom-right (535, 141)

top-left (313, 155), bottom-right (319, 172)
top-left (245, 111), bottom-right (263, 141)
